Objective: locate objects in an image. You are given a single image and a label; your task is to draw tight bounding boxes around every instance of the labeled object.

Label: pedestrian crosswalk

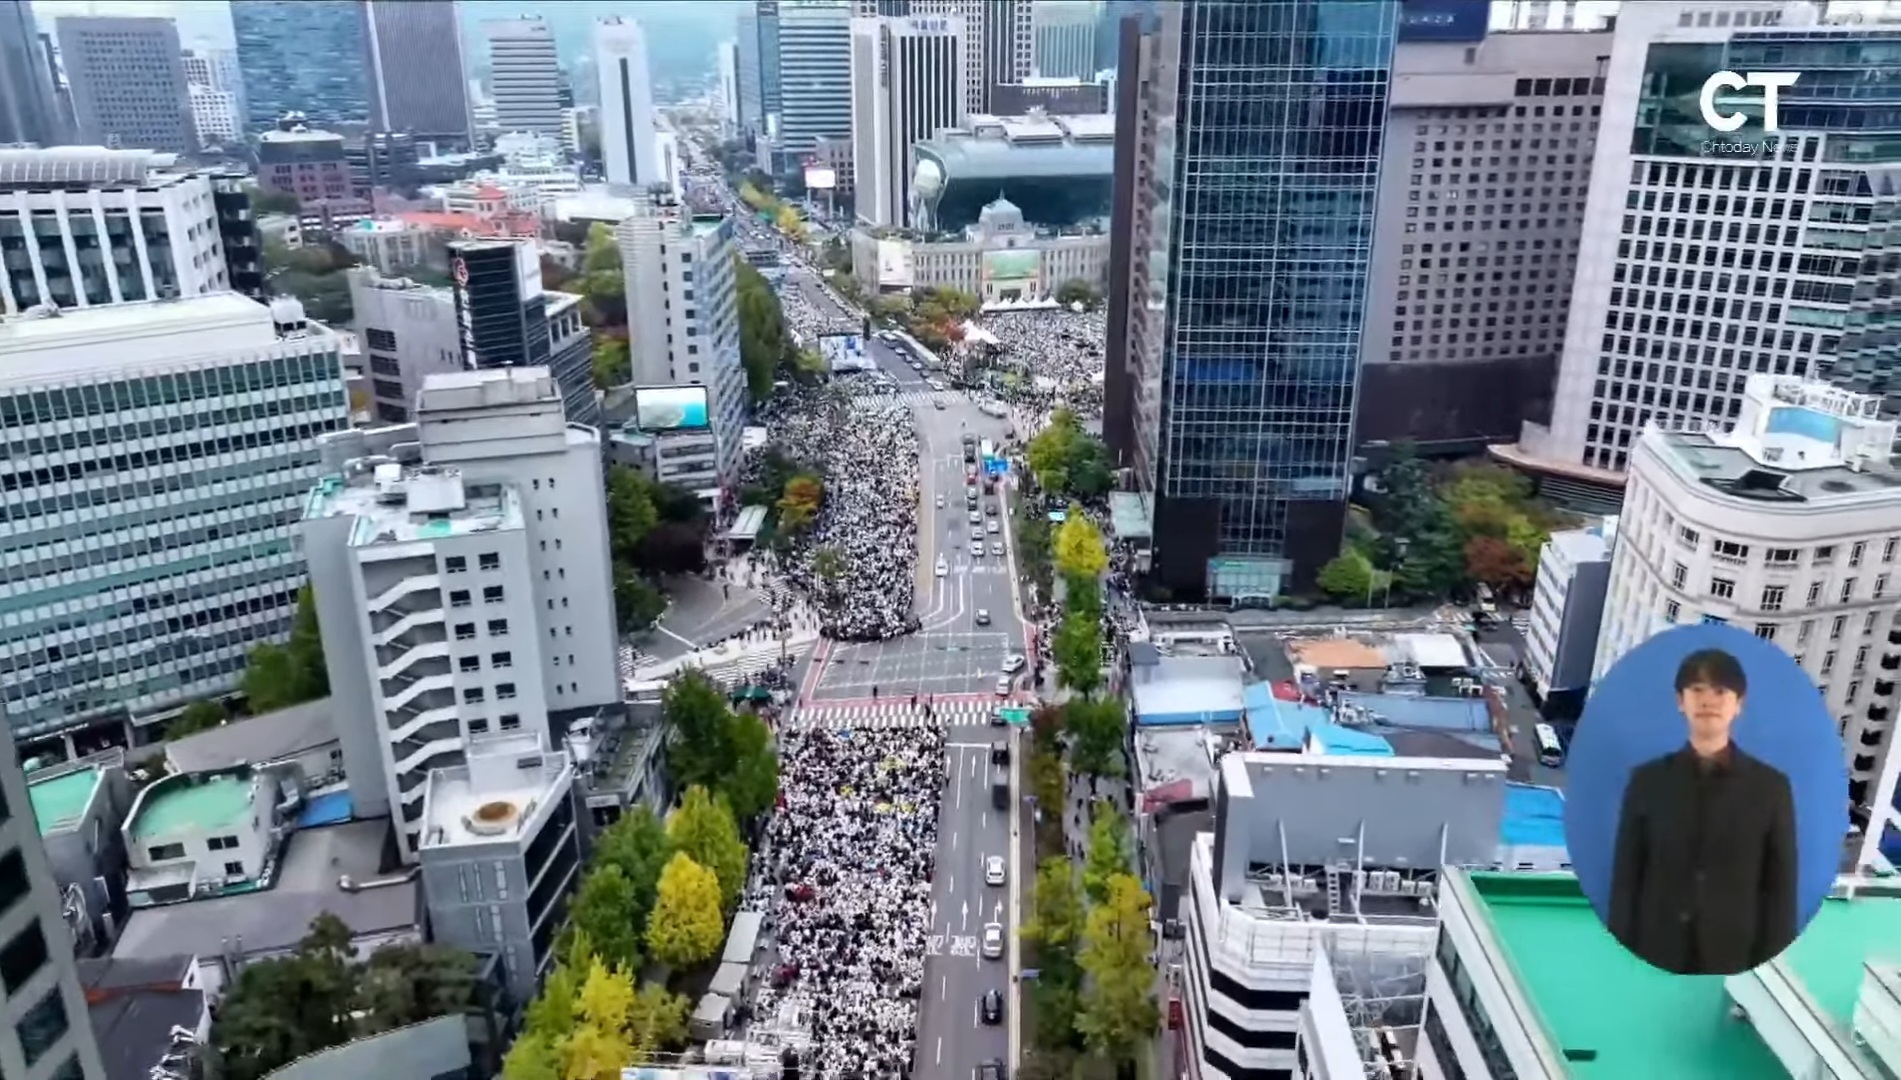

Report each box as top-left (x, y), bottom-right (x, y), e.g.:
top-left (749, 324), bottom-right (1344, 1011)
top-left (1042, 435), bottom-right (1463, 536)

top-left (856, 390), bottom-right (964, 408)
top-left (789, 699), bottom-right (1006, 731)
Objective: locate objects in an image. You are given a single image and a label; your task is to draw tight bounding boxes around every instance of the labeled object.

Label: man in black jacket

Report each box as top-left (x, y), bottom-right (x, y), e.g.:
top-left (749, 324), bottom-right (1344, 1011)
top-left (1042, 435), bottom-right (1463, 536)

top-left (1607, 647), bottom-right (1799, 975)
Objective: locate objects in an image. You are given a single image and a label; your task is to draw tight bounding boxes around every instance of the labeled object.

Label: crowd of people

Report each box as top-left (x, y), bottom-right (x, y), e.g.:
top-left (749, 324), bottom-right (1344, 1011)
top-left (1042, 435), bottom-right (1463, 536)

top-left (957, 308), bottom-right (1107, 432)
top-left (751, 727), bottom-right (943, 1078)
top-left (763, 387), bottom-right (922, 641)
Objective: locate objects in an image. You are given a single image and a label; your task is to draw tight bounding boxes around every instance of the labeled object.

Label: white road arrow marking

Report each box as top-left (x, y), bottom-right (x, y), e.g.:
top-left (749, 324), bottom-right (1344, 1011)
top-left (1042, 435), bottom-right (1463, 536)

top-left (961, 899), bottom-right (969, 931)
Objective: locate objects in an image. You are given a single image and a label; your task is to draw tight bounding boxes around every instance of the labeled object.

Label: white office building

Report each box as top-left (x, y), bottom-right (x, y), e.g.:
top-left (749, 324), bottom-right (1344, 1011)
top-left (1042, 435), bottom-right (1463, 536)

top-left (616, 193), bottom-right (747, 496)
top-left (346, 266), bottom-right (464, 425)
top-left (717, 39), bottom-right (741, 137)
top-left (776, 1), bottom-right (854, 167)
top-left (0, 733), bottom-right (106, 1080)
top-left (188, 86), bottom-right (241, 146)
top-left (850, 14), bottom-right (966, 229)
top-left (302, 367), bottom-right (619, 861)
top-left (0, 295), bottom-right (350, 748)
top-left (1522, 518), bottom-right (1615, 712)
top-left (1596, 375), bottom-right (1901, 871)
top-left (1031, 0), bottom-right (1097, 80)
top-left (485, 17), bottom-right (564, 140)
top-left (1503, 1), bottom-right (1888, 503)
top-left (0, 147), bottom-right (239, 315)
top-left (595, 17), bottom-right (662, 190)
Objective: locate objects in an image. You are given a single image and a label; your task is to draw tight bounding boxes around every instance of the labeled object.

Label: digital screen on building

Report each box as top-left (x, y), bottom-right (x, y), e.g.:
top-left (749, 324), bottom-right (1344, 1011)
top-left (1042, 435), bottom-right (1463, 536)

top-left (636, 385), bottom-right (712, 431)
top-left (1397, 0), bottom-right (1489, 42)
top-left (981, 250), bottom-right (1041, 287)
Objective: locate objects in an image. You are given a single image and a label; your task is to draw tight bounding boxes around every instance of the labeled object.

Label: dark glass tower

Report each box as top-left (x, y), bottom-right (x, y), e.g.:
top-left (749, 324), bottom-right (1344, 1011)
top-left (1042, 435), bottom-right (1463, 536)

top-left (1106, 0), bottom-right (1398, 599)
top-left (231, 0), bottom-right (371, 130)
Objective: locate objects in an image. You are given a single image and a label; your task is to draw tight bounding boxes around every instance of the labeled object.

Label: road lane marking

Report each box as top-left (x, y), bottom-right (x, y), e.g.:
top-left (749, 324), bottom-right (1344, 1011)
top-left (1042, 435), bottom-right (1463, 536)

top-left (936, 1038), bottom-right (943, 1065)
top-left (952, 830), bottom-right (959, 851)
top-left (981, 811), bottom-right (987, 829)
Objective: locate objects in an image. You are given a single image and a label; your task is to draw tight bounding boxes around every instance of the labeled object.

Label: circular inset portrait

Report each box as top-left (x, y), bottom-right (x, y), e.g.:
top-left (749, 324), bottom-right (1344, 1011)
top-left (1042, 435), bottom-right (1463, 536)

top-left (1562, 623), bottom-right (1847, 976)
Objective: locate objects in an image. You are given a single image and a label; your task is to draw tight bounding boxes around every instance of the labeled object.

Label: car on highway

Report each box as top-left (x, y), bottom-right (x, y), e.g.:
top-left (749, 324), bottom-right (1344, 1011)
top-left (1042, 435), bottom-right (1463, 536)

top-left (980, 990), bottom-right (1004, 1026)
top-left (935, 494), bottom-right (945, 508)
top-left (934, 398), bottom-right (947, 409)
top-left (1000, 653), bottom-right (1026, 675)
top-left (981, 922), bottom-right (1005, 959)
top-left (975, 609), bottom-right (991, 625)
top-left (968, 510), bottom-right (982, 525)
top-left (986, 519), bottom-right (1000, 534)
top-left (985, 855), bottom-right (1006, 886)
top-left (935, 556), bottom-right (948, 577)
top-left (970, 525), bottom-right (985, 542)
top-left (985, 502), bottom-right (998, 516)
top-left (928, 378), bottom-right (947, 391)
top-left (995, 674), bottom-right (1013, 696)
top-left (990, 540), bottom-right (1005, 556)
top-left (977, 1059), bottom-right (1006, 1080)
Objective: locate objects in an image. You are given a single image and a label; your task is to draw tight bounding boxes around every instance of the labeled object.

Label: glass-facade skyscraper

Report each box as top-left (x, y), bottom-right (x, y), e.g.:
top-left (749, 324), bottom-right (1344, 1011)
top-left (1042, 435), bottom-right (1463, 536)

top-left (231, 0), bottom-right (371, 131)
top-left (1108, 0), bottom-right (1397, 600)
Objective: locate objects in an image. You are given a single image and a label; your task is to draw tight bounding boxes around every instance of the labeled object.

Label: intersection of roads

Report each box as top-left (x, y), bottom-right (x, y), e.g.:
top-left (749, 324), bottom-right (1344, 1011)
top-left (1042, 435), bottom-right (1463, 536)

top-left (785, 270), bottom-right (1028, 1080)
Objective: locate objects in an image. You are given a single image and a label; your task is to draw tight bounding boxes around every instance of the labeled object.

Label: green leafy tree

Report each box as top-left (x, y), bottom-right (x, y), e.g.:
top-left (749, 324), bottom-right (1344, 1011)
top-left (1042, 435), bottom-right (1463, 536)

top-left (1051, 610), bottom-right (1103, 698)
top-left (249, 186), bottom-right (300, 215)
top-left (735, 255), bottom-right (788, 402)
top-left (1051, 511), bottom-right (1109, 581)
top-left (666, 785), bottom-right (749, 909)
top-left (811, 544), bottom-right (845, 583)
top-left (615, 568), bottom-right (667, 633)
top-left (355, 944), bottom-right (477, 1033)
top-left (777, 474), bottom-right (824, 534)
top-left (1082, 807), bottom-right (1136, 904)
top-left (169, 699), bottom-right (226, 739)
top-left (1022, 857), bottom-right (1087, 1049)
top-left (1054, 278), bottom-right (1102, 310)
top-left (286, 584), bottom-right (327, 695)
top-left (590, 805), bottom-right (673, 930)
top-left (607, 465), bottom-right (661, 564)
top-left (1063, 698), bottom-right (1125, 780)
top-left (1075, 874), bottom-right (1160, 1064)
top-left (645, 852), bottom-right (725, 967)
top-left (565, 865), bottom-right (645, 972)
top-left (722, 711), bottom-right (780, 821)
top-left (591, 333), bottom-right (632, 389)
top-left (1316, 551), bottom-right (1376, 601)
top-left (564, 959), bottom-right (640, 1079)
top-left (1029, 748), bottom-right (1066, 817)
top-left (663, 671), bottom-right (737, 788)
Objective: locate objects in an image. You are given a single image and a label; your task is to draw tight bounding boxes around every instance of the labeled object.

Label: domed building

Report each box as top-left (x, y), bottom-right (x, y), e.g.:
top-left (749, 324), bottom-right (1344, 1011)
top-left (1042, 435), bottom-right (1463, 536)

top-left (848, 112), bottom-right (1114, 303)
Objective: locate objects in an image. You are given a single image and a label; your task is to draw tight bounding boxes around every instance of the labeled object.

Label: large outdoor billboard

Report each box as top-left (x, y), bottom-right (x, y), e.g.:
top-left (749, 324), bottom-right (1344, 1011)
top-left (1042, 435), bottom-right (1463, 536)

top-left (635, 385), bottom-right (711, 431)
top-left (981, 249), bottom-right (1041, 288)
top-left (819, 333), bottom-right (872, 372)
top-left (875, 238), bottom-right (914, 288)
top-left (804, 166), bottom-right (837, 191)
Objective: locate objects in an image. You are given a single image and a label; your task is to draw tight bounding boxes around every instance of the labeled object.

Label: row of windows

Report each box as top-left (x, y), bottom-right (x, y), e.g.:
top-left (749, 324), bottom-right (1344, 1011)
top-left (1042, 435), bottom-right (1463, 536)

top-left (0, 474), bottom-right (306, 560)
top-left (0, 389), bottom-right (337, 463)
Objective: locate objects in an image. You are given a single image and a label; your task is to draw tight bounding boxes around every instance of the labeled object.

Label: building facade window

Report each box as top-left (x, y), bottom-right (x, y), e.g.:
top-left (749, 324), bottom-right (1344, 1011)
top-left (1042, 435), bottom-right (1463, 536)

top-left (1434, 930), bottom-right (1519, 1080)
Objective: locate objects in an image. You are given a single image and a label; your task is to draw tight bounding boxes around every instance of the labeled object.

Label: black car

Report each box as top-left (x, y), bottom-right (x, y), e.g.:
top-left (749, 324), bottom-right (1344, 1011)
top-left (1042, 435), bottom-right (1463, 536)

top-left (980, 990), bottom-right (1004, 1026)
top-left (990, 741), bottom-right (1009, 766)
top-left (989, 708), bottom-right (1008, 727)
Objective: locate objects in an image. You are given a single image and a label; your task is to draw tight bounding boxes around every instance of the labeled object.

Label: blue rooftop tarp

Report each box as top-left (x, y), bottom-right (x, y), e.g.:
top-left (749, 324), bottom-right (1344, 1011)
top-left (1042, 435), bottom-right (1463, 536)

top-left (1500, 783), bottom-right (1567, 848)
top-left (1336, 691), bottom-right (1491, 733)
top-left (297, 790), bottom-right (353, 828)
top-left (1243, 685), bottom-right (1328, 750)
top-left (1306, 721), bottom-right (1395, 757)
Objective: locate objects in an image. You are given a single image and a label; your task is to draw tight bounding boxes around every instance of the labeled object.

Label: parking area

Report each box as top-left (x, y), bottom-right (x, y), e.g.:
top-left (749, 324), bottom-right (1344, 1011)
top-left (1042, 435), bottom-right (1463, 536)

top-left (816, 631), bottom-right (1022, 698)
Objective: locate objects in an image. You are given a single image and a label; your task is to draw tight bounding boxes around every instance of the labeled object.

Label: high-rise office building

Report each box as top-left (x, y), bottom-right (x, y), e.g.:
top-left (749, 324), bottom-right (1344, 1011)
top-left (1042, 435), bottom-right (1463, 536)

top-left (718, 39), bottom-right (741, 136)
top-left (0, 732), bottom-right (105, 1080)
top-left (1032, 0), bottom-right (1097, 81)
top-left (775, 1), bottom-right (853, 170)
top-left (754, 1), bottom-right (784, 142)
top-left (365, 0), bottom-right (472, 146)
top-left (183, 48), bottom-right (244, 148)
top-left (447, 239), bottom-right (598, 426)
top-left (850, 14), bottom-right (966, 229)
top-left (54, 17), bottom-right (197, 154)
top-left (1, 1), bottom-right (62, 147)
top-left (1502, 2), bottom-right (1899, 509)
top-left (485, 17), bottom-right (565, 140)
top-left (0, 293), bottom-right (350, 748)
top-left (911, 0), bottom-right (1032, 113)
top-left (1103, 1), bottom-right (1399, 600)
top-left (595, 17), bottom-right (662, 189)
top-left (0, 147), bottom-right (265, 314)
top-left (303, 366), bottom-right (617, 860)
top-left (736, 7), bottom-right (765, 136)
top-left (231, 0), bottom-right (371, 131)
top-left (617, 192), bottom-right (749, 493)
top-left (1595, 375), bottom-right (1901, 871)
top-left (1356, 26), bottom-right (1610, 455)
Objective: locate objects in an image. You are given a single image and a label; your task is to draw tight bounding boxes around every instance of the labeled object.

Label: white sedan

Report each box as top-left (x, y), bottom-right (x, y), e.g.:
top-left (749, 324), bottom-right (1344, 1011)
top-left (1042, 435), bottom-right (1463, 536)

top-left (982, 922), bottom-right (1005, 959)
top-left (935, 557), bottom-right (948, 577)
top-left (1001, 653), bottom-right (1026, 675)
top-left (985, 855), bottom-right (1006, 886)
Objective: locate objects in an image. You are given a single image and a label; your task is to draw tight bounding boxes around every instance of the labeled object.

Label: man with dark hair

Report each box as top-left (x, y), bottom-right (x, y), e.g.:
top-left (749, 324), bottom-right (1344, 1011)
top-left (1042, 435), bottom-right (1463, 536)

top-left (1608, 647), bottom-right (1799, 974)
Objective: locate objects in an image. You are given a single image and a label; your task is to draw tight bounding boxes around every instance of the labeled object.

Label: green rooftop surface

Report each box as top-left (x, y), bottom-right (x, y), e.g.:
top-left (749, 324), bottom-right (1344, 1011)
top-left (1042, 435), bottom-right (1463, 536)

top-left (1470, 871), bottom-right (1901, 1080)
top-left (26, 767), bottom-right (99, 835)
top-left (131, 773), bottom-right (254, 844)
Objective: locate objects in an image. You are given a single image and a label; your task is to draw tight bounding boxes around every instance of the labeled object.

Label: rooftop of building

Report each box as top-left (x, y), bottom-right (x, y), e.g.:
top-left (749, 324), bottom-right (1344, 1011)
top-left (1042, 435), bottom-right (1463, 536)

top-left (1650, 375), bottom-right (1901, 504)
top-left (915, 113), bottom-right (1115, 182)
top-left (0, 293), bottom-right (331, 381)
top-left (27, 761), bottom-right (103, 836)
top-left (305, 463), bottom-right (525, 548)
top-left (112, 818), bottom-right (419, 963)
top-left (1459, 869), bottom-right (1901, 1080)
top-left (164, 697), bottom-right (337, 777)
top-left (128, 770), bottom-right (257, 845)
top-left (90, 987), bottom-right (206, 1080)
top-left (0, 146), bottom-right (186, 187)
top-left (420, 734), bottom-right (573, 850)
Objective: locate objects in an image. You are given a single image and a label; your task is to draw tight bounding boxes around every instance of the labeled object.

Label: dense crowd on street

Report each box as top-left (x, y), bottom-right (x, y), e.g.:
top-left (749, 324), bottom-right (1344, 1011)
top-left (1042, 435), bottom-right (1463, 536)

top-left (751, 727), bottom-right (943, 1078)
top-left (959, 308), bottom-right (1108, 431)
top-left (761, 387), bottom-right (921, 641)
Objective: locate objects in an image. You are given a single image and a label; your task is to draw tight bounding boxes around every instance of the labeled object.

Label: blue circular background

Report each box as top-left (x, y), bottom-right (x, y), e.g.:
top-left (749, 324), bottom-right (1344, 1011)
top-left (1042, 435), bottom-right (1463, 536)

top-left (1562, 622), bottom-right (1848, 955)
